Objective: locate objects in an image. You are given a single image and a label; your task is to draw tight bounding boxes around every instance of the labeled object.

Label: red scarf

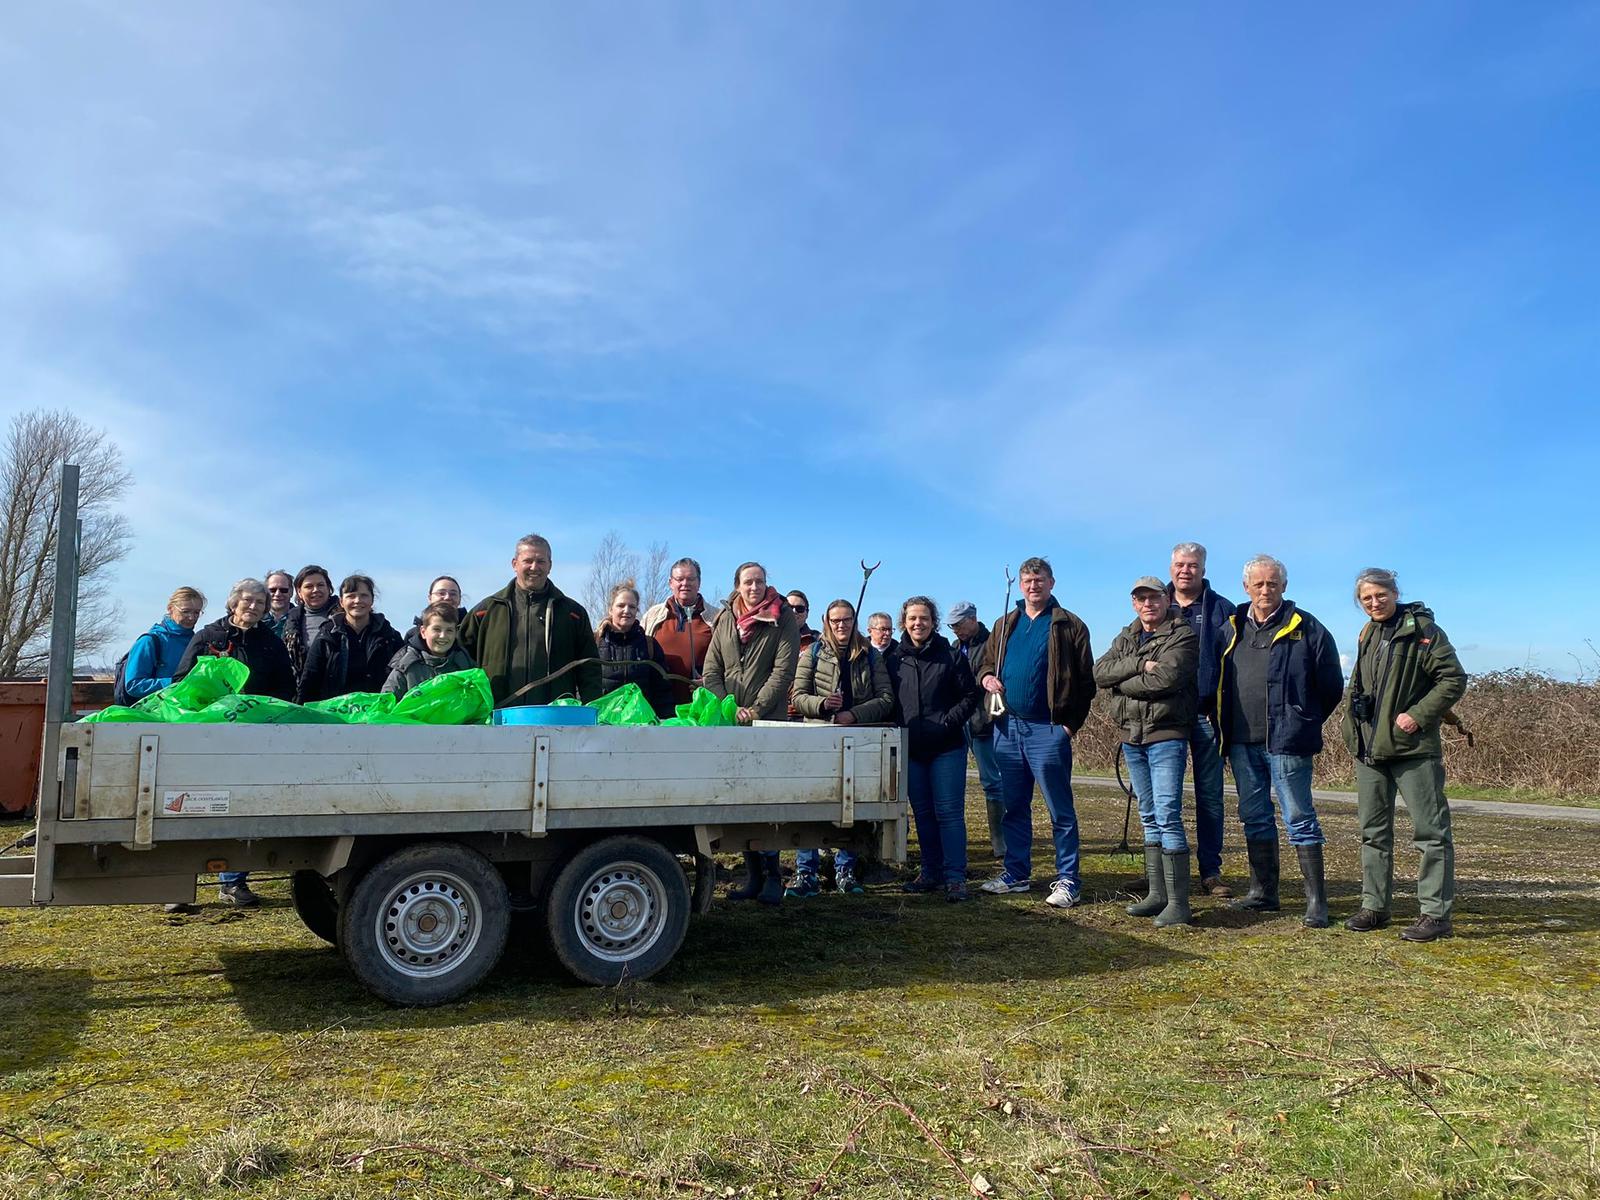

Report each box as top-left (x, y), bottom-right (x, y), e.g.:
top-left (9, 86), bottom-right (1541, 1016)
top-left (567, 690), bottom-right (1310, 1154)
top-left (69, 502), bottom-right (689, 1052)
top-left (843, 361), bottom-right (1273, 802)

top-left (734, 586), bottom-right (784, 645)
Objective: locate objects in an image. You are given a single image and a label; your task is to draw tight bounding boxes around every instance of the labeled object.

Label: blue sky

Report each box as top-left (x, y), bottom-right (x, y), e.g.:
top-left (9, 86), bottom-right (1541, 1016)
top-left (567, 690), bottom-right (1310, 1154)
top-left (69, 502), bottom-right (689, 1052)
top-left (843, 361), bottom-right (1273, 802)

top-left (3, 2), bottom-right (1597, 675)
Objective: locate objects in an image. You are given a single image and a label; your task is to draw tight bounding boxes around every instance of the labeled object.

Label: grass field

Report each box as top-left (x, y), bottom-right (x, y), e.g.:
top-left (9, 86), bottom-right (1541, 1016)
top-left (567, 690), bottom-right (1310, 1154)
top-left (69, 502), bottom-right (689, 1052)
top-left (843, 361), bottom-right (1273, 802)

top-left (2, 782), bottom-right (1597, 1200)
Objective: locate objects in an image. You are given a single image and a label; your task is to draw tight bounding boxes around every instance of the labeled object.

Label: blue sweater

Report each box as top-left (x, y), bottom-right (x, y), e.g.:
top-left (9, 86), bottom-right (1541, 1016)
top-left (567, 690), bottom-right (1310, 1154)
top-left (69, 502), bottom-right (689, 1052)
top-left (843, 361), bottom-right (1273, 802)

top-left (124, 618), bottom-right (196, 699)
top-left (999, 600), bottom-right (1054, 721)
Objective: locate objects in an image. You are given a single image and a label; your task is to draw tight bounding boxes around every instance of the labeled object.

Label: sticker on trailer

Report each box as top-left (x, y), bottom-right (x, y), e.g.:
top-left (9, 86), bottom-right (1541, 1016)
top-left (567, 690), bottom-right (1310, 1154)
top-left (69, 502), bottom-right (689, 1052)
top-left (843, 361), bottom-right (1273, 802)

top-left (163, 790), bottom-right (231, 815)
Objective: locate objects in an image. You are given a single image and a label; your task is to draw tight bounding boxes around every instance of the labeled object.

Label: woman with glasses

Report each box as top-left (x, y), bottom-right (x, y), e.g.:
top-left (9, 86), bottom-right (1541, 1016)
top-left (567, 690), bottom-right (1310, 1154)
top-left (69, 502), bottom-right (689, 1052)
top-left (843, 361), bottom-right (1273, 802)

top-left (121, 587), bottom-right (207, 701)
top-left (174, 577), bottom-right (296, 701)
top-left (298, 574), bottom-right (406, 702)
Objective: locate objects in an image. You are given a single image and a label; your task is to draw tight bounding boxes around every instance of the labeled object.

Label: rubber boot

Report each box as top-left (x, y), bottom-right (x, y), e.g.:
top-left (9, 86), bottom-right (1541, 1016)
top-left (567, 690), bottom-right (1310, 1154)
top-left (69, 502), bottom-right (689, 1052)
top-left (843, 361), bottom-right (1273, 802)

top-left (1154, 850), bottom-right (1192, 927)
top-left (1297, 844), bottom-right (1329, 928)
top-left (1125, 846), bottom-right (1166, 917)
top-left (756, 853), bottom-right (784, 906)
top-left (1230, 840), bottom-right (1280, 911)
top-left (727, 852), bottom-right (764, 901)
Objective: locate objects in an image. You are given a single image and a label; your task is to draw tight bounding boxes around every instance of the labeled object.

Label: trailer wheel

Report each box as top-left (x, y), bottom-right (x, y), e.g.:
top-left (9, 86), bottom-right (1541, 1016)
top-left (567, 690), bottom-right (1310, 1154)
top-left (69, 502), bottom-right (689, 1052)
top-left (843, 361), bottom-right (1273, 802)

top-left (290, 870), bottom-right (339, 945)
top-left (337, 842), bottom-right (510, 1007)
top-left (546, 836), bottom-right (691, 986)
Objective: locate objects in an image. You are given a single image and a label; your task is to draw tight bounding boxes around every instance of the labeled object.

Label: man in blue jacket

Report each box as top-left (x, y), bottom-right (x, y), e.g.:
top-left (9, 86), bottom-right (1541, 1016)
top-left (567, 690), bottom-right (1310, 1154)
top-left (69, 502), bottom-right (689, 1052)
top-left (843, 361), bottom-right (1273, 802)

top-left (1217, 554), bottom-right (1345, 928)
top-left (122, 588), bottom-right (205, 701)
top-left (1166, 543), bottom-right (1236, 898)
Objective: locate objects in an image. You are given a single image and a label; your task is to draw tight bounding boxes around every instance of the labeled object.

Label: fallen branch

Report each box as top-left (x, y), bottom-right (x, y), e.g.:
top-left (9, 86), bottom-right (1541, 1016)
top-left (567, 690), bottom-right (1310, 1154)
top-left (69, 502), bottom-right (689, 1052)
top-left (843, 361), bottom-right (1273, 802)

top-left (0, 1127), bottom-right (60, 1168)
top-left (812, 1070), bottom-right (986, 1197)
top-left (1356, 1033), bottom-right (1482, 1155)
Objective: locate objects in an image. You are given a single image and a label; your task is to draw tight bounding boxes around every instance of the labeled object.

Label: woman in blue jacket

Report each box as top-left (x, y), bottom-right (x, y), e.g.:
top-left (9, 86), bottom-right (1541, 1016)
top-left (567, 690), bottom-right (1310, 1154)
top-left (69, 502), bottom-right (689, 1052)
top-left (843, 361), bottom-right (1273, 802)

top-left (122, 587), bottom-right (206, 700)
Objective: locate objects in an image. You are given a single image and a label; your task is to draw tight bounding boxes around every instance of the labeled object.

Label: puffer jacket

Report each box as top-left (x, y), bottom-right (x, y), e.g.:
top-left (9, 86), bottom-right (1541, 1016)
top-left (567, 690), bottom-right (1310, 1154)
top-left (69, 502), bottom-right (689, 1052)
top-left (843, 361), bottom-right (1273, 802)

top-left (1342, 602), bottom-right (1467, 762)
top-left (1217, 601), bottom-right (1345, 757)
top-left (1093, 616), bottom-right (1199, 745)
top-left (791, 638), bottom-right (896, 725)
top-left (382, 627), bottom-right (477, 697)
top-left (702, 602), bottom-right (801, 721)
top-left (298, 610), bottom-right (405, 702)
top-left (174, 617), bottom-right (296, 701)
top-left (951, 621), bottom-right (994, 737)
top-left (596, 622), bottom-right (674, 719)
top-left (895, 635), bottom-right (980, 760)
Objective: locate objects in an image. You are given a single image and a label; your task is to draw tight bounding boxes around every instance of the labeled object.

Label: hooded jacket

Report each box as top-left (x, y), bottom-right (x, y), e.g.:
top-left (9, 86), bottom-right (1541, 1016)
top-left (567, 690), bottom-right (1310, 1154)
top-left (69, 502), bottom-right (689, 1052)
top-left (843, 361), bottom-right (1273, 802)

top-left (1093, 616), bottom-right (1199, 745)
top-left (1341, 602), bottom-right (1467, 762)
top-left (1216, 600), bottom-right (1345, 757)
top-left (895, 634), bottom-right (981, 761)
top-left (122, 617), bottom-right (197, 700)
top-left (596, 622), bottom-right (674, 719)
top-left (459, 579), bottom-right (600, 706)
top-left (173, 616), bottom-right (296, 701)
top-left (974, 600), bottom-right (1096, 735)
top-left (701, 602), bottom-right (801, 721)
top-left (297, 610), bottom-right (405, 702)
top-left (791, 638), bottom-right (896, 725)
top-left (382, 626), bottom-right (478, 698)
top-left (1165, 579), bottom-right (1236, 718)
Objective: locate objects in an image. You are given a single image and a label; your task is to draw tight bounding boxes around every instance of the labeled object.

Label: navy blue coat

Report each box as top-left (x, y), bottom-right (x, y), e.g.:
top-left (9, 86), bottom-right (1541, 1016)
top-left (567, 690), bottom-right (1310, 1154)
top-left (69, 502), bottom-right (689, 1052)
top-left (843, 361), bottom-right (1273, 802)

top-left (1166, 579), bottom-right (1235, 718)
top-left (1216, 601), bottom-right (1344, 757)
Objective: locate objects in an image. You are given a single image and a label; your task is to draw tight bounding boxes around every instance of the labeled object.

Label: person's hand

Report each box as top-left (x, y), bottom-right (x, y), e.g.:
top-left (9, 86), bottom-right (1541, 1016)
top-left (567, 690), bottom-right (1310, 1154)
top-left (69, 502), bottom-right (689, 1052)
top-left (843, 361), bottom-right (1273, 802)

top-left (1395, 712), bottom-right (1421, 734)
top-left (1143, 660), bottom-right (1160, 673)
top-left (834, 711), bottom-right (857, 726)
top-left (982, 675), bottom-right (1004, 695)
top-left (822, 690), bottom-right (844, 712)
top-left (736, 707), bottom-right (756, 726)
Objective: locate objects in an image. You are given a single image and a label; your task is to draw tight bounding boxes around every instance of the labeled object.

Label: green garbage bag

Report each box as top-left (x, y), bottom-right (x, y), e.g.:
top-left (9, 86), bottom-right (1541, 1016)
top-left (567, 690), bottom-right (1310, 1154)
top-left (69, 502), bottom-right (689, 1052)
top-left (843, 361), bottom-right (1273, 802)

top-left (660, 687), bottom-right (738, 727)
top-left (304, 692), bottom-right (397, 724)
top-left (390, 669), bottom-right (494, 726)
top-left (592, 683), bottom-right (659, 726)
top-left (82, 657), bottom-right (248, 723)
top-left (196, 694), bottom-right (349, 724)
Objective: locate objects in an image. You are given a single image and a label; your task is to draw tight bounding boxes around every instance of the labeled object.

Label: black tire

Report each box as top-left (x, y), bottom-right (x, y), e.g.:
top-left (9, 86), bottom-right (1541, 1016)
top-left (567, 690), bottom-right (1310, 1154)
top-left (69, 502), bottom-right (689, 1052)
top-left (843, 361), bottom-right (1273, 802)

top-left (545, 836), bottom-right (691, 986)
top-left (336, 842), bottom-right (510, 1007)
top-left (290, 870), bottom-right (339, 945)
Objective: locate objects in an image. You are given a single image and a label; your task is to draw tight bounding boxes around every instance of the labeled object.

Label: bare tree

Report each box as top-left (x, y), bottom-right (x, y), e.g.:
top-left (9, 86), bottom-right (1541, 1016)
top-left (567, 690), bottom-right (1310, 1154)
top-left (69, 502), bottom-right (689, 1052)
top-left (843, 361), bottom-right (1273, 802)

top-left (582, 530), bottom-right (640, 621)
top-left (640, 540), bottom-right (671, 610)
top-left (0, 410), bottom-right (133, 676)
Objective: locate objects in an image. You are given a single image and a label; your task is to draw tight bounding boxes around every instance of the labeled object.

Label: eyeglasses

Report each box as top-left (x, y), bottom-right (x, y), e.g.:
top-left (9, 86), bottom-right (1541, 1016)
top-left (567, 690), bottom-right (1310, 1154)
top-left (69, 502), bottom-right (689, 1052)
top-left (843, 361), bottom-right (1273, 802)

top-left (267, 587), bottom-right (291, 594)
top-left (792, 605), bottom-right (809, 614)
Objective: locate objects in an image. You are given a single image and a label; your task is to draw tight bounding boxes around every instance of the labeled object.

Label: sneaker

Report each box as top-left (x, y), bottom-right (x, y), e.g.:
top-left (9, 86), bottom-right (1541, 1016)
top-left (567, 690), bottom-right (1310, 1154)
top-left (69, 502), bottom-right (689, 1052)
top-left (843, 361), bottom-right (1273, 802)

top-left (1400, 914), bottom-right (1453, 942)
top-left (1344, 907), bottom-right (1391, 932)
top-left (945, 881), bottom-right (969, 903)
top-left (784, 873), bottom-right (820, 900)
top-left (1044, 878), bottom-right (1082, 909)
top-left (901, 875), bottom-right (940, 894)
top-left (835, 869), bottom-right (865, 896)
top-left (219, 882), bottom-right (261, 908)
top-left (163, 902), bottom-right (201, 915)
top-left (979, 872), bottom-right (1031, 895)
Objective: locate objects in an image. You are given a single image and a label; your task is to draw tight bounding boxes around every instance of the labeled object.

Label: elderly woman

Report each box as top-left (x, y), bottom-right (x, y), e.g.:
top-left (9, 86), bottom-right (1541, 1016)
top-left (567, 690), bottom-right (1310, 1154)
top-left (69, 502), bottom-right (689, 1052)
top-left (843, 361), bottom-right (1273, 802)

top-left (1341, 569), bottom-right (1467, 942)
top-left (1093, 576), bottom-right (1200, 927)
top-left (174, 577), bottom-right (296, 701)
top-left (893, 597), bottom-right (980, 901)
top-left (595, 581), bottom-right (673, 719)
top-left (121, 586), bottom-right (205, 701)
top-left (788, 597), bottom-right (895, 897)
top-left (298, 574), bottom-right (405, 702)
top-left (703, 562), bottom-right (802, 905)
top-left (283, 564), bottom-right (341, 676)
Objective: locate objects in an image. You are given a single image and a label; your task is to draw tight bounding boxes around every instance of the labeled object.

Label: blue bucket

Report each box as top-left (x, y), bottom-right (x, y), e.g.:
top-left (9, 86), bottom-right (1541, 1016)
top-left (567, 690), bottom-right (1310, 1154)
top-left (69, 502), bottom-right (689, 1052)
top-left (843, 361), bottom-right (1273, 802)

top-left (492, 705), bottom-right (598, 726)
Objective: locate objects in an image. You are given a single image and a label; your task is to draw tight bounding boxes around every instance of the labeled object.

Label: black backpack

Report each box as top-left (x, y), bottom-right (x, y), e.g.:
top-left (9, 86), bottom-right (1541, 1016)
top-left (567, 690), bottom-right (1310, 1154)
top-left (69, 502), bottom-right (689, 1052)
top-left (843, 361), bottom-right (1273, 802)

top-left (112, 633), bottom-right (159, 707)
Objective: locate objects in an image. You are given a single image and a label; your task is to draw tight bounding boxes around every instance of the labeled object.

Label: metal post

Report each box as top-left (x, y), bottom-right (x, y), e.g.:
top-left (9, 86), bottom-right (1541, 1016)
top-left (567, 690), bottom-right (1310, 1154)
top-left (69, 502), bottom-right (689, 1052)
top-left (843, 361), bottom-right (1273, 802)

top-left (32, 463), bottom-right (80, 902)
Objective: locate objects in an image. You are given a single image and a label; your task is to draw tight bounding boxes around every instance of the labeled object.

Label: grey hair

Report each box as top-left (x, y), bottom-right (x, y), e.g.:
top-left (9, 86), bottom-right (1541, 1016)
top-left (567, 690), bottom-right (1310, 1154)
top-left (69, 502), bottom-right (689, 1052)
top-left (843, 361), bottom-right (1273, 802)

top-left (263, 568), bottom-right (292, 586)
top-left (226, 577), bottom-right (268, 613)
top-left (669, 557), bottom-right (702, 579)
top-left (1171, 541), bottom-right (1207, 566)
top-left (1242, 554), bottom-right (1287, 587)
top-left (1353, 567), bottom-right (1400, 603)
top-left (515, 533), bottom-right (552, 558)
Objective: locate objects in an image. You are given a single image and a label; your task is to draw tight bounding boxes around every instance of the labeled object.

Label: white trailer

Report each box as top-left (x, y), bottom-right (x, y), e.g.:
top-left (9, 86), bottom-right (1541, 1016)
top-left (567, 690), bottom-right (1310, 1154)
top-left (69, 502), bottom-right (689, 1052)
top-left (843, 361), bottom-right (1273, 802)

top-left (1, 466), bottom-right (907, 1005)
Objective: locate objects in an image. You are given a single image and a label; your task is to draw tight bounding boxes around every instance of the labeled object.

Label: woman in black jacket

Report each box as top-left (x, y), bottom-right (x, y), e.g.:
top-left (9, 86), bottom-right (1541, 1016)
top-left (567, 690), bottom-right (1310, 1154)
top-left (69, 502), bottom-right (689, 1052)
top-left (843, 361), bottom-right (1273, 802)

top-left (894, 596), bottom-right (980, 901)
top-left (297, 574), bottom-right (405, 702)
top-left (174, 577), bottom-right (296, 701)
top-left (595, 582), bottom-right (673, 719)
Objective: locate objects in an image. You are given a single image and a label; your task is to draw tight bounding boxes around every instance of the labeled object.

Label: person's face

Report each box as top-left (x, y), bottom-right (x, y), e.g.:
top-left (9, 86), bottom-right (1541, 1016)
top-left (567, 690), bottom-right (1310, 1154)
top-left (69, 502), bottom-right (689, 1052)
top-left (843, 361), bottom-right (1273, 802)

top-left (1358, 583), bottom-right (1398, 622)
top-left (786, 593), bottom-right (808, 623)
top-left (670, 567), bottom-right (700, 606)
top-left (1245, 567), bottom-right (1285, 615)
top-left (609, 592), bottom-right (639, 632)
top-left (299, 574), bottom-right (331, 609)
top-left (231, 591), bottom-right (266, 630)
top-left (739, 568), bottom-right (768, 607)
top-left (420, 616), bottom-right (457, 654)
top-left (826, 605), bottom-right (856, 642)
top-left (512, 545), bottom-right (552, 591)
top-left (950, 615), bottom-right (977, 641)
top-left (1131, 589), bottom-right (1168, 630)
top-left (1020, 571), bottom-right (1052, 606)
top-left (265, 575), bottom-right (293, 612)
top-left (904, 605), bottom-right (934, 645)
top-left (342, 586), bottom-right (374, 623)
top-left (1171, 553), bottom-right (1203, 593)
top-left (429, 579), bottom-right (461, 608)
top-left (868, 617), bottom-right (893, 648)
top-left (169, 599), bottom-right (203, 630)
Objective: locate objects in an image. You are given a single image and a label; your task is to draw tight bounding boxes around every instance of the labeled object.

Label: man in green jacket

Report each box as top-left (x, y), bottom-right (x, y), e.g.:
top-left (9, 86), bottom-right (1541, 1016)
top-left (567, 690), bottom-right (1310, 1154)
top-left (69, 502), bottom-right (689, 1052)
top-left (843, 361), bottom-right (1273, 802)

top-left (1341, 568), bottom-right (1467, 942)
top-left (460, 534), bottom-right (601, 707)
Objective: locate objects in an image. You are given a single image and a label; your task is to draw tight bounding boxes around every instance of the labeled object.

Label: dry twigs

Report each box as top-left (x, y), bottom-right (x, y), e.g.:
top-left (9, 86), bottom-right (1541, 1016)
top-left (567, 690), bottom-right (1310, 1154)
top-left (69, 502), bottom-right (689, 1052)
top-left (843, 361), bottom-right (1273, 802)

top-left (340, 1139), bottom-right (714, 1198)
top-left (807, 1069), bottom-right (985, 1197)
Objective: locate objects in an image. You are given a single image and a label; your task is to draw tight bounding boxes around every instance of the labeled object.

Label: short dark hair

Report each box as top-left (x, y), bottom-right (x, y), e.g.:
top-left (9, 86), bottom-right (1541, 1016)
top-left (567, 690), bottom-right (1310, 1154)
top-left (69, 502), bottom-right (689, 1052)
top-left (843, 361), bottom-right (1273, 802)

top-left (294, 564), bottom-right (332, 592)
top-left (786, 589), bottom-right (810, 608)
top-left (418, 600), bottom-right (461, 627)
top-left (339, 573), bottom-right (377, 599)
top-left (670, 558), bottom-right (702, 579)
top-left (429, 575), bottom-right (460, 593)
top-left (899, 597), bottom-right (939, 630)
top-left (1019, 556), bottom-right (1053, 579)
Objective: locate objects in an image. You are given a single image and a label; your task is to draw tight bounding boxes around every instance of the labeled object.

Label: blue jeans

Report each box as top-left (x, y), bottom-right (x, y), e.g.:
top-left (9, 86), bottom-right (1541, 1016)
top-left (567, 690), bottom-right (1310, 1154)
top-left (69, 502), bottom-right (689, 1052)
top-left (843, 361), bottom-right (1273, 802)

top-left (993, 715), bottom-right (1079, 885)
top-left (1122, 739), bottom-right (1189, 852)
top-left (218, 871), bottom-right (248, 886)
top-left (1188, 718), bottom-right (1226, 877)
top-left (796, 847), bottom-right (855, 877)
top-left (967, 730), bottom-right (1005, 855)
top-left (908, 746), bottom-right (969, 885)
top-left (1229, 743), bottom-right (1323, 847)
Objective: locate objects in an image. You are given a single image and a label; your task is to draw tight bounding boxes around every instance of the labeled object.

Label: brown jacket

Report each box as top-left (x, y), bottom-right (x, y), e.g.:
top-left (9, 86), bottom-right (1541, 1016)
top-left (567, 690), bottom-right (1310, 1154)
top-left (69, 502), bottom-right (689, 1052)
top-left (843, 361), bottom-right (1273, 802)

top-left (701, 604), bottom-right (802, 720)
top-left (791, 639), bottom-right (895, 724)
top-left (975, 601), bottom-right (1096, 734)
top-left (1092, 616), bottom-right (1198, 745)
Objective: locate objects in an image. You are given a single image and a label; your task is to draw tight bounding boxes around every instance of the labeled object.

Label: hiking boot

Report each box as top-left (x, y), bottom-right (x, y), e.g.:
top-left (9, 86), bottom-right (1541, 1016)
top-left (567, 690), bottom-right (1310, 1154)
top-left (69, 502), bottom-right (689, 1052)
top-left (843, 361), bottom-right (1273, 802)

top-left (1201, 874), bottom-right (1233, 898)
top-left (1345, 907), bottom-right (1391, 932)
top-left (1400, 915), bottom-right (1453, 942)
top-left (945, 881), bottom-right (970, 903)
top-left (835, 868), bottom-right (865, 896)
top-left (1125, 845), bottom-right (1166, 917)
top-left (219, 882), bottom-right (261, 908)
top-left (784, 872), bottom-right (819, 900)
top-left (1296, 844), bottom-right (1329, 928)
top-left (727, 852), bottom-right (766, 901)
top-left (1229, 840), bottom-right (1280, 912)
top-left (163, 902), bottom-right (201, 915)
top-left (901, 875), bottom-right (940, 894)
top-left (1044, 878), bottom-right (1081, 909)
top-left (979, 871), bottom-right (1031, 895)
top-left (757, 869), bottom-right (786, 906)
top-left (1154, 851), bottom-right (1192, 927)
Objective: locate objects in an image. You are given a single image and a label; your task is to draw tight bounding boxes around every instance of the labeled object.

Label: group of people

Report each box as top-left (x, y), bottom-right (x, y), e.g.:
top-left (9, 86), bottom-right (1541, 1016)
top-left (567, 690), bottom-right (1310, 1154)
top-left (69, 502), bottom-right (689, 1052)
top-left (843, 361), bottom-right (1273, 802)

top-left (123, 537), bottom-right (1466, 942)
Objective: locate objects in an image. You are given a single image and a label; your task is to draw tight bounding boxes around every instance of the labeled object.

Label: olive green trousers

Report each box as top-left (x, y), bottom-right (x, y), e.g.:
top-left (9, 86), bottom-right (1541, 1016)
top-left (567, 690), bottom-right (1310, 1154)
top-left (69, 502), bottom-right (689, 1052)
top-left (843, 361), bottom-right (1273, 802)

top-left (1355, 757), bottom-right (1454, 919)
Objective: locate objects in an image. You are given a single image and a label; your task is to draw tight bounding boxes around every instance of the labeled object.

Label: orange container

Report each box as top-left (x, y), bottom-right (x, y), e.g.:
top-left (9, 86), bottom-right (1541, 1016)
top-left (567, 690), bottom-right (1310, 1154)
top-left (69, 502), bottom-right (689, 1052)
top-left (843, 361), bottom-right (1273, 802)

top-left (0, 678), bottom-right (114, 815)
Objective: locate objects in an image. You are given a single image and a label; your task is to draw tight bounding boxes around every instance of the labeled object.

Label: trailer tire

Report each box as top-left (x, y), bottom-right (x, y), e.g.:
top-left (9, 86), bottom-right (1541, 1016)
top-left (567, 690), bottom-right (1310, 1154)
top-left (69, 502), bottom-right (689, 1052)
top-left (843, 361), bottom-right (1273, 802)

top-left (546, 836), bottom-right (691, 986)
top-left (337, 842), bottom-right (510, 1007)
top-left (290, 870), bottom-right (339, 945)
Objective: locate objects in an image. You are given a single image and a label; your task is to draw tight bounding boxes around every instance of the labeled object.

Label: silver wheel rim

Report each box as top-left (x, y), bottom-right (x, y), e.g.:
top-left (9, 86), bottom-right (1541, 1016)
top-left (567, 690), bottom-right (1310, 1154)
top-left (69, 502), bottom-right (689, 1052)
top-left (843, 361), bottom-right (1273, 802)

top-left (572, 860), bottom-right (668, 963)
top-left (374, 868), bottom-right (482, 978)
